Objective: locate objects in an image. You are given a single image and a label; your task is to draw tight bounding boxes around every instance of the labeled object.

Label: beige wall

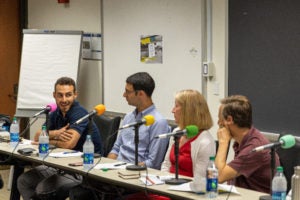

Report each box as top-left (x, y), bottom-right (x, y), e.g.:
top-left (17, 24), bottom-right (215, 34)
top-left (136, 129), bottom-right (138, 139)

top-left (27, 0), bottom-right (229, 149)
top-left (28, 0), bottom-right (102, 110)
top-left (28, 0), bottom-right (102, 136)
top-left (207, 0), bottom-right (228, 136)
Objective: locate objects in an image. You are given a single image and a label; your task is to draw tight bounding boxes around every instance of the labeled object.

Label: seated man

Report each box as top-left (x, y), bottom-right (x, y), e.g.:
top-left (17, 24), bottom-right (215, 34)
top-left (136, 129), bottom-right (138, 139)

top-left (215, 95), bottom-right (279, 193)
top-left (17, 77), bottom-right (102, 200)
top-left (107, 72), bottom-right (169, 170)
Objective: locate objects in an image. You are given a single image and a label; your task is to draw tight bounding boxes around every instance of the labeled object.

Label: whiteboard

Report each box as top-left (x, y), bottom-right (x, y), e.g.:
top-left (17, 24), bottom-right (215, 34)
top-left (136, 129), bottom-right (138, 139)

top-left (102, 0), bottom-right (204, 120)
top-left (16, 30), bottom-right (82, 117)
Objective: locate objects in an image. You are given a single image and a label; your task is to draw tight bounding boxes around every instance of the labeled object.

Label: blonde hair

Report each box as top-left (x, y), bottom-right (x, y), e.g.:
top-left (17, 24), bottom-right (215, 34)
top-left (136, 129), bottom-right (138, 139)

top-left (175, 89), bottom-right (213, 130)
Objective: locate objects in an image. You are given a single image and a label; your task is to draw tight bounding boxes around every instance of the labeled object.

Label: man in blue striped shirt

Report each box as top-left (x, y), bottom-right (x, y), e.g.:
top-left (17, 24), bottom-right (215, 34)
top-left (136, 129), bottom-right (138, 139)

top-left (108, 72), bottom-right (169, 170)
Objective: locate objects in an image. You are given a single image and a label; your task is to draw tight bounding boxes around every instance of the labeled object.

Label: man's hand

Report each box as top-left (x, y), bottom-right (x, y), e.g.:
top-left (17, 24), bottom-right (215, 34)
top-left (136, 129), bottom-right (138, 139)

top-left (217, 127), bottom-right (232, 144)
top-left (107, 153), bottom-right (118, 160)
top-left (138, 162), bottom-right (146, 167)
top-left (33, 130), bottom-right (41, 142)
top-left (49, 124), bottom-right (70, 140)
top-left (59, 130), bottom-right (73, 142)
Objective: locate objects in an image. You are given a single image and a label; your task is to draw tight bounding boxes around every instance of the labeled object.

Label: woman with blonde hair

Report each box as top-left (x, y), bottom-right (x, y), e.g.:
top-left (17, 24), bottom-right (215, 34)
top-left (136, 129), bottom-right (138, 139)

top-left (161, 89), bottom-right (215, 192)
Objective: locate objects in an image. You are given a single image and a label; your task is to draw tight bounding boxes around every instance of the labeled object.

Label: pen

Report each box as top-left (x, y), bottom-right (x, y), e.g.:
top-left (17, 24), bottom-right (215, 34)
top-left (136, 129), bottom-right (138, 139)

top-left (63, 151), bottom-right (78, 154)
top-left (146, 176), bottom-right (155, 185)
top-left (114, 162), bottom-right (127, 167)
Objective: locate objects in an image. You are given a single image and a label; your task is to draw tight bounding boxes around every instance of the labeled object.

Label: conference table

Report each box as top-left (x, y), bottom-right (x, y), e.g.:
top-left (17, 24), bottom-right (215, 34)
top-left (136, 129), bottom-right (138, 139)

top-left (0, 140), bottom-right (268, 200)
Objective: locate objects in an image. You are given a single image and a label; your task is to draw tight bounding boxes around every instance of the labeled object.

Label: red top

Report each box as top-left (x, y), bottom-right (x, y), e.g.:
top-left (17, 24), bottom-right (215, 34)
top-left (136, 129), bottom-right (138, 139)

top-left (169, 133), bottom-right (201, 177)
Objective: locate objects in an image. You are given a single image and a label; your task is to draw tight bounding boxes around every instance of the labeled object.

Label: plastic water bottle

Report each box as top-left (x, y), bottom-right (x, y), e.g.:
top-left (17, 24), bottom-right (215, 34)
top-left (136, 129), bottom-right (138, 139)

top-left (206, 156), bottom-right (218, 199)
top-left (291, 166), bottom-right (300, 200)
top-left (39, 125), bottom-right (49, 158)
top-left (10, 117), bottom-right (19, 148)
top-left (83, 135), bottom-right (94, 170)
top-left (272, 166), bottom-right (287, 200)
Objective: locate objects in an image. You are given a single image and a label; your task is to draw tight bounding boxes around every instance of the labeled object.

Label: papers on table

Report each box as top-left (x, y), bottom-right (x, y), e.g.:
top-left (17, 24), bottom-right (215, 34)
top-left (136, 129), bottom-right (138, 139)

top-left (0, 131), bottom-right (9, 137)
top-left (0, 131), bottom-right (10, 143)
top-left (49, 151), bottom-right (83, 158)
top-left (138, 174), bottom-right (176, 186)
top-left (20, 139), bottom-right (32, 145)
top-left (218, 184), bottom-right (241, 194)
top-left (140, 174), bottom-right (165, 186)
top-left (168, 183), bottom-right (240, 195)
top-left (94, 162), bottom-right (130, 170)
top-left (168, 182), bottom-right (192, 192)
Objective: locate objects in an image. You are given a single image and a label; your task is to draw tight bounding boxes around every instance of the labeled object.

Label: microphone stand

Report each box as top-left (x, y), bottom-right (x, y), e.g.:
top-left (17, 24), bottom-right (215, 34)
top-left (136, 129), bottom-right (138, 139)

top-left (165, 135), bottom-right (189, 185)
top-left (259, 147), bottom-right (277, 200)
top-left (87, 115), bottom-right (94, 136)
top-left (126, 124), bottom-right (146, 171)
top-left (9, 118), bottom-right (39, 200)
top-left (45, 111), bottom-right (50, 133)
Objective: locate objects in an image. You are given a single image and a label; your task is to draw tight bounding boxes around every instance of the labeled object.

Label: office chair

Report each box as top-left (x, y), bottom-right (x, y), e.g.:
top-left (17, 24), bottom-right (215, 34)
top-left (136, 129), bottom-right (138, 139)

top-left (69, 115), bottom-right (121, 200)
top-left (276, 135), bottom-right (300, 192)
top-left (93, 115), bottom-right (121, 157)
top-left (215, 140), bottom-right (230, 159)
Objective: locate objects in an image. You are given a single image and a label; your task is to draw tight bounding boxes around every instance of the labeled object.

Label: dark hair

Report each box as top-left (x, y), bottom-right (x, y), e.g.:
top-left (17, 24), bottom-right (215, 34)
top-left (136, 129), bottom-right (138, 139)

top-left (221, 95), bottom-right (252, 128)
top-left (54, 77), bottom-right (76, 92)
top-left (126, 72), bottom-right (155, 97)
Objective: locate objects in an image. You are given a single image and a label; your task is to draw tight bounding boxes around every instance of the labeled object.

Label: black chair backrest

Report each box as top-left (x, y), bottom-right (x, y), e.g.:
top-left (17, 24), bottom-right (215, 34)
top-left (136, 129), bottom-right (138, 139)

top-left (215, 140), bottom-right (230, 159)
top-left (93, 115), bottom-right (121, 157)
top-left (276, 135), bottom-right (300, 192)
top-left (0, 114), bottom-right (11, 129)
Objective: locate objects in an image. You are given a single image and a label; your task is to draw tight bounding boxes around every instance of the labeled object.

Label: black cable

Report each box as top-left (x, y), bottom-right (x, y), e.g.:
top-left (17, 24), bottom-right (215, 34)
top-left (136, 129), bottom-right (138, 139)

top-left (222, 136), bottom-right (252, 200)
top-left (224, 156), bottom-right (251, 200)
top-left (38, 116), bottom-right (121, 198)
top-left (225, 172), bottom-right (237, 200)
top-left (41, 143), bottom-right (55, 165)
top-left (39, 127), bottom-right (61, 164)
top-left (143, 166), bottom-right (150, 199)
top-left (85, 155), bottom-right (102, 176)
top-left (0, 174), bottom-right (3, 189)
top-left (0, 117), bottom-right (38, 164)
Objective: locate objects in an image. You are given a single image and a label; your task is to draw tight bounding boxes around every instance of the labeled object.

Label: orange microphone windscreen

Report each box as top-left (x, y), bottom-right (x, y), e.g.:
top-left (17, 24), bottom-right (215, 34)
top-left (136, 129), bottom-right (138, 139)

top-left (94, 104), bottom-right (106, 115)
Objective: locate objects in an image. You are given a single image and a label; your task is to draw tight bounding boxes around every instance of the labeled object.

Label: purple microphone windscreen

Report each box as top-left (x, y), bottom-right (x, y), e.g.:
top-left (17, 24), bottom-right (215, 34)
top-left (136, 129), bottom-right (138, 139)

top-left (47, 103), bottom-right (57, 112)
top-left (186, 125), bottom-right (199, 139)
top-left (280, 134), bottom-right (296, 149)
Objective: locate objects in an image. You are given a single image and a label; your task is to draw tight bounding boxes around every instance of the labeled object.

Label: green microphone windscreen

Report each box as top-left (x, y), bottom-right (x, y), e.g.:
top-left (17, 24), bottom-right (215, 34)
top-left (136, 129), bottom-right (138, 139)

top-left (186, 125), bottom-right (199, 139)
top-left (280, 134), bottom-right (296, 149)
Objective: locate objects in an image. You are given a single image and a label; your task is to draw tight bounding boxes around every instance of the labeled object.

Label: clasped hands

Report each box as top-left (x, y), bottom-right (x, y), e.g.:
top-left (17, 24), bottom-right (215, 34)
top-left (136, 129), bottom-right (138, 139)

top-left (32, 124), bottom-right (71, 144)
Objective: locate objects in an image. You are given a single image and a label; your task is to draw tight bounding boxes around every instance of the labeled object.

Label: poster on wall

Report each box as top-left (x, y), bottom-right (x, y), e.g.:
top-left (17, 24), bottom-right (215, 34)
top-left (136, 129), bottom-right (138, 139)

top-left (82, 33), bottom-right (102, 60)
top-left (140, 35), bottom-right (162, 64)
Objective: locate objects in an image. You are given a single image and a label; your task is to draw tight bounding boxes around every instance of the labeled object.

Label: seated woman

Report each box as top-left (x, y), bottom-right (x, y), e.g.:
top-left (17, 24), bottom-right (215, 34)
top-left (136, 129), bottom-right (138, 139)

top-left (126, 90), bottom-right (215, 199)
top-left (161, 89), bottom-right (216, 192)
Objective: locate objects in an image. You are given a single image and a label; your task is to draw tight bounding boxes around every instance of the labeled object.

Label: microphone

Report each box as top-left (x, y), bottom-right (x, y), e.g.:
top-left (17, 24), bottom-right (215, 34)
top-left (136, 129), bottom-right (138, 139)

top-left (33, 103), bottom-right (57, 118)
top-left (119, 115), bottom-right (155, 130)
top-left (155, 125), bottom-right (199, 139)
top-left (74, 104), bottom-right (106, 125)
top-left (251, 134), bottom-right (296, 153)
